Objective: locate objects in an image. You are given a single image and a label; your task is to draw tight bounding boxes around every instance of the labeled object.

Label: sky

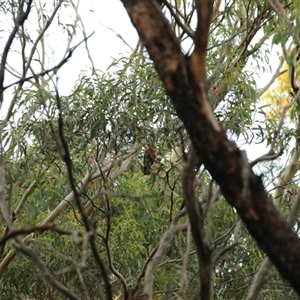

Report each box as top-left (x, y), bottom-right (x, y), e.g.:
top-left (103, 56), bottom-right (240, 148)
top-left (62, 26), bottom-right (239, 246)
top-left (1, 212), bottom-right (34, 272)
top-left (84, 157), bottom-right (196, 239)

top-left (46, 0), bottom-right (140, 94)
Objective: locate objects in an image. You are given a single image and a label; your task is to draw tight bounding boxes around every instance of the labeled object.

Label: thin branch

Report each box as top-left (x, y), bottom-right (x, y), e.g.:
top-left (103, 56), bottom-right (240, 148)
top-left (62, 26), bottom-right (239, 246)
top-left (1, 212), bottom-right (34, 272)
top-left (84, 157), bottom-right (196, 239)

top-left (14, 239), bottom-right (79, 300)
top-left (287, 187), bottom-right (300, 225)
top-left (131, 245), bottom-right (158, 298)
top-left (250, 149), bottom-right (284, 167)
top-left (142, 210), bottom-right (187, 299)
top-left (3, 32), bottom-right (95, 91)
top-left (70, 0), bottom-right (96, 69)
top-left (102, 236), bottom-right (129, 299)
top-left (54, 86), bottom-right (112, 300)
top-left (162, 0), bottom-right (194, 38)
top-left (213, 219), bottom-right (240, 245)
top-left (182, 146), bottom-right (212, 300)
top-left (26, 0), bottom-right (64, 77)
top-left (0, 225), bottom-right (73, 247)
top-left (251, 103), bottom-right (290, 167)
top-left (98, 21), bottom-right (135, 52)
top-left (0, 0), bottom-right (33, 105)
top-left (14, 180), bottom-right (38, 216)
top-left (1, 0), bottom-right (65, 129)
top-left (213, 242), bottom-right (240, 267)
top-left (258, 67), bottom-right (286, 97)
top-left (179, 222), bottom-right (191, 298)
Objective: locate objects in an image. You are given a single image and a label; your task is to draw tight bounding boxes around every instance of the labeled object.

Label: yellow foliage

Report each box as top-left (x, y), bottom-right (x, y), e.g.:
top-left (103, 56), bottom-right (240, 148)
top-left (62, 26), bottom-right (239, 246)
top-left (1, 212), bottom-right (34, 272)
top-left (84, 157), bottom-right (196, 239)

top-left (262, 62), bottom-right (295, 119)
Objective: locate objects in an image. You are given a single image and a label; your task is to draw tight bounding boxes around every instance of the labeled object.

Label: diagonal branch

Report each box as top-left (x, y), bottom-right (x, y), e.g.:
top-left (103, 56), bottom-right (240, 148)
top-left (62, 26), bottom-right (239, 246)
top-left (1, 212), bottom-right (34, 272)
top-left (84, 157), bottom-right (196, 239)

top-left (14, 239), bottom-right (79, 300)
top-left (120, 0), bottom-right (300, 295)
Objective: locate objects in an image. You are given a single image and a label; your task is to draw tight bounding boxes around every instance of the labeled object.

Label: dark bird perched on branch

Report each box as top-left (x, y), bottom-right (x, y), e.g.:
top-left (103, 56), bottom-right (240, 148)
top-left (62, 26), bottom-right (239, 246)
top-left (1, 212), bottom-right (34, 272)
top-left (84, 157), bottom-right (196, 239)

top-left (143, 145), bottom-right (158, 175)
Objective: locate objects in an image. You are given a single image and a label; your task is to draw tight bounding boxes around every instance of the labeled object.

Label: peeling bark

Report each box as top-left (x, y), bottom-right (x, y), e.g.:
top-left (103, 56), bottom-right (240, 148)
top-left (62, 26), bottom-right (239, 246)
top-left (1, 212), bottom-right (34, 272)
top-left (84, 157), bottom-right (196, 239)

top-left (120, 0), bottom-right (300, 295)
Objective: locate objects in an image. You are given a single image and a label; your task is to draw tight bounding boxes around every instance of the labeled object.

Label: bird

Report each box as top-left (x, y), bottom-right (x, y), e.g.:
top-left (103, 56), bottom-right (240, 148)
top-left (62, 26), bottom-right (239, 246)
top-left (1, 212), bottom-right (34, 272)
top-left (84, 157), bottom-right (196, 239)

top-left (143, 145), bottom-right (158, 175)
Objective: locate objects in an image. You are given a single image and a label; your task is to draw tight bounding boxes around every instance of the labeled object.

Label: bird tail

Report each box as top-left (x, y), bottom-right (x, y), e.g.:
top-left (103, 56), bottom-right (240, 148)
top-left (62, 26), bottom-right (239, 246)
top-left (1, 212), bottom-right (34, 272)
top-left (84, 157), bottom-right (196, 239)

top-left (143, 165), bottom-right (151, 175)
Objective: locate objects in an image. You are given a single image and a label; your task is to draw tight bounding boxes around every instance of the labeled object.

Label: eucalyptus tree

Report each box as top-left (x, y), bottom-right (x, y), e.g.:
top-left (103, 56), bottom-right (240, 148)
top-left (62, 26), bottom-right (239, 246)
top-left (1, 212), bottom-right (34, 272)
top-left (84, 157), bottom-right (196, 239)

top-left (0, 0), bottom-right (300, 300)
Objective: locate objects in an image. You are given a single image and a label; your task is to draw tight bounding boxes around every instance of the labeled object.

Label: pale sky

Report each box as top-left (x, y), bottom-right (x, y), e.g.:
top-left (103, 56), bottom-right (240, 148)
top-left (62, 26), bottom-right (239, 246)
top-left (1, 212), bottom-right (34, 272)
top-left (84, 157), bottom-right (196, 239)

top-left (52, 0), bottom-right (139, 94)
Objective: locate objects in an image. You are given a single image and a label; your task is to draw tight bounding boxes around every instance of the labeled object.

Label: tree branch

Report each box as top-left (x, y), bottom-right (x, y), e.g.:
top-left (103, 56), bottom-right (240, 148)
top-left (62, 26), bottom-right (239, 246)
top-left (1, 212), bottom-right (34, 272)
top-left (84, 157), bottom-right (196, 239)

top-left (54, 86), bottom-right (112, 300)
top-left (182, 146), bottom-right (212, 300)
top-left (0, 0), bottom-right (33, 105)
top-left (120, 0), bottom-right (300, 295)
top-left (14, 239), bottom-right (79, 300)
top-left (142, 210), bottom-right (187, 299)
top-left (3, 32), bottom-right (94, 91)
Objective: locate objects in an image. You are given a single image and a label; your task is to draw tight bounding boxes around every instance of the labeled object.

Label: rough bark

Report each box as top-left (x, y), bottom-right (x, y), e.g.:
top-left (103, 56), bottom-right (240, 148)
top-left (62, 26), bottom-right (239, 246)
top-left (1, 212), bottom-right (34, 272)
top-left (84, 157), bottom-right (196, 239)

top-left (120, 0), bottom-right (300, 295)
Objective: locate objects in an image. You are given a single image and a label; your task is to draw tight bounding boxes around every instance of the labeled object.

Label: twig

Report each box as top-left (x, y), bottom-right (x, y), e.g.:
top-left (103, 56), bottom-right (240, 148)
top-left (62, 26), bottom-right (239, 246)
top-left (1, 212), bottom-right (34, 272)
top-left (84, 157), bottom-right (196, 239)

top-left (3, 32), bottom-right (95, 91)
top-left (251, 103), bottom-right (290, 167)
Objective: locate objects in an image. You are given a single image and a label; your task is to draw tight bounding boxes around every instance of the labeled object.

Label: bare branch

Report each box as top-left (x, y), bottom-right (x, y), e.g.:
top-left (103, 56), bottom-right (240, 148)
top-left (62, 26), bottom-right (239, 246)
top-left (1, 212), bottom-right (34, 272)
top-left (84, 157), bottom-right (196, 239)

top-left (0, 0), bottom-right (33, 105)
top-left (142, 210), bottom-right (187, 299)
top-left (182, 146), bottom-right (212, 300)
top-left (3, 32), bottom-right (95, 91)
top-left (14, 239), bottom-right (79, 300)
top-left (54, 86), bottom-right (112, 300)
top-left (0, 225), bottom-right (73, 248)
